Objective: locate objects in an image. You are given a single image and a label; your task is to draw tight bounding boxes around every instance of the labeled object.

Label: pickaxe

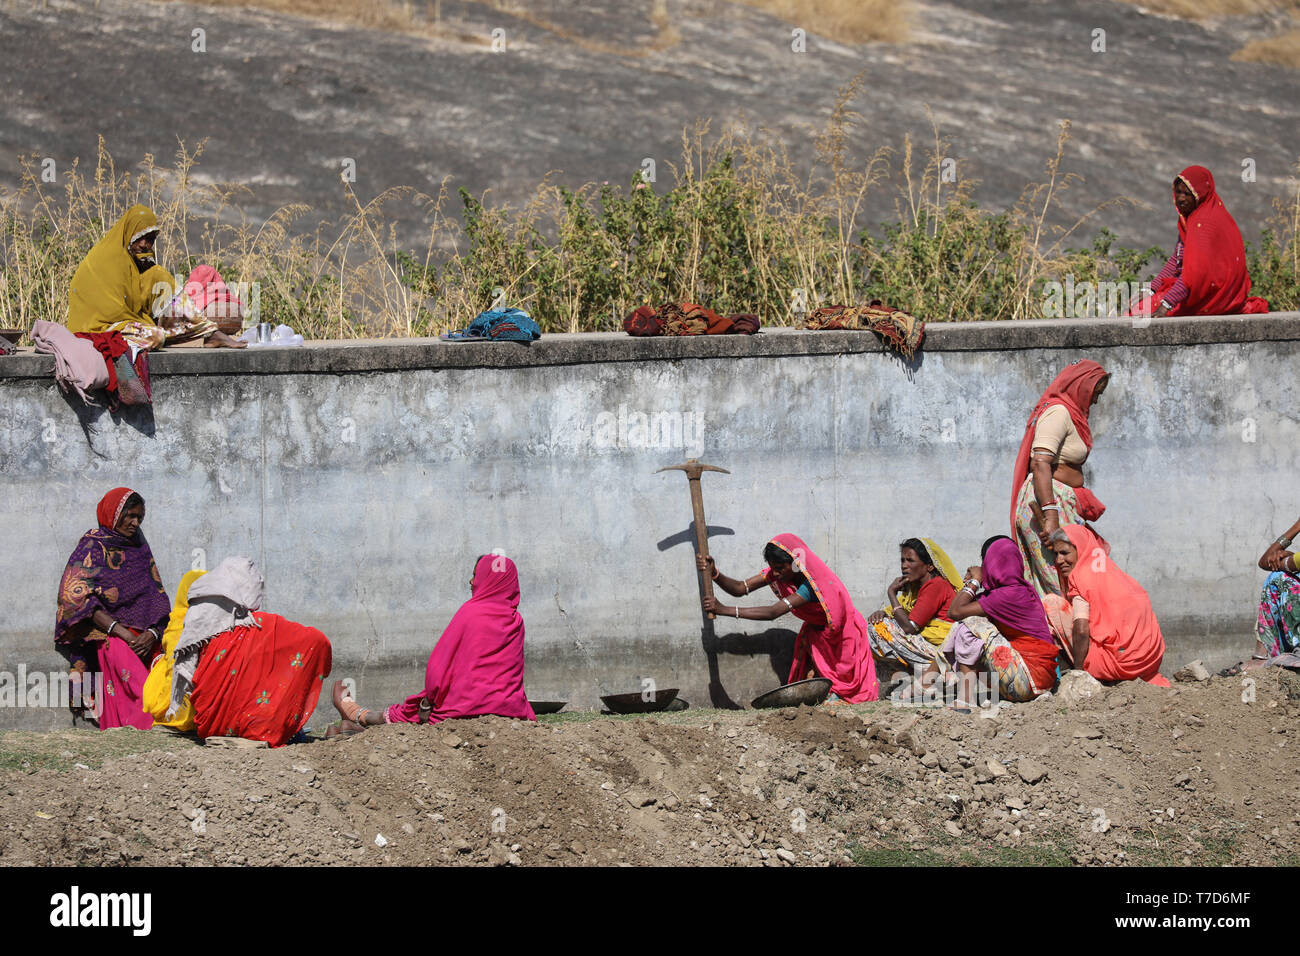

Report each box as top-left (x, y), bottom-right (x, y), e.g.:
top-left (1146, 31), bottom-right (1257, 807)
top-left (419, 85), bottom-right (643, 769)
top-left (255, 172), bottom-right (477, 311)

top-left (656, 458), bottom-right (730, 618)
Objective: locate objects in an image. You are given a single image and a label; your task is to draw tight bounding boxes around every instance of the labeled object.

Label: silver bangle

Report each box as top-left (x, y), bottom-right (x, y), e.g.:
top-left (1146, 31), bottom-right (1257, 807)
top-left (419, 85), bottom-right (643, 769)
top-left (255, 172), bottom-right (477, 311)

top-left (735, 606), bottom-right (740, 618)
top-left (1277, 535), bottom-right (1293, 549)
top-left (1041, 504), bottom-right (1061, 512)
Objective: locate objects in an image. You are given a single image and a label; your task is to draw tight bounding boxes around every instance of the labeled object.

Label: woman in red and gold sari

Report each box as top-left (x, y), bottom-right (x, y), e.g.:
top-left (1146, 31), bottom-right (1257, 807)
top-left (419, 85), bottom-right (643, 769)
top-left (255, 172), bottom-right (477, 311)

top-left (156, 556), bottom-right (332, 747)
top-left (700, 534), bottom-right (879, 703)
top-left (55, 487), bottom-right (171, 729)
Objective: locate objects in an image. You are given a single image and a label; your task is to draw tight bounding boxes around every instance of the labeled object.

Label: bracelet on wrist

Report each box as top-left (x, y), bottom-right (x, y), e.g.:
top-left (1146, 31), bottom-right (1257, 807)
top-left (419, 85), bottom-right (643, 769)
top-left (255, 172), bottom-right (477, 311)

top-left (1277, 536), bottom-right (1293, 549)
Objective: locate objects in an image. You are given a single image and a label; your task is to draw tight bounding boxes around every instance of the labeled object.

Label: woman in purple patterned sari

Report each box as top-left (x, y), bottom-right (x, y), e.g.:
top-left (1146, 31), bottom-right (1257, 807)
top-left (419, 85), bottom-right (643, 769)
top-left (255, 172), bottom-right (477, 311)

top-left (55, 487), bottom-right (171, 728)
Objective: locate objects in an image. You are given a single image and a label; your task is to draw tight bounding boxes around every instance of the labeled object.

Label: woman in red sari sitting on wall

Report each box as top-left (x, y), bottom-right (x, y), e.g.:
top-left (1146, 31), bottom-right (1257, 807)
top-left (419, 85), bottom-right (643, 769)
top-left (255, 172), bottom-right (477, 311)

top-left (1129, 165), bottom-right (1268, 318)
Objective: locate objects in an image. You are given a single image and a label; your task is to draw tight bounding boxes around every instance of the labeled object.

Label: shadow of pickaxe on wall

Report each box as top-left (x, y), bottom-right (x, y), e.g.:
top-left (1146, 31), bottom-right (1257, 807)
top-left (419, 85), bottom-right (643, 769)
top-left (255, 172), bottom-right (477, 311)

top-left (656, 458), bottom-right (741, 709)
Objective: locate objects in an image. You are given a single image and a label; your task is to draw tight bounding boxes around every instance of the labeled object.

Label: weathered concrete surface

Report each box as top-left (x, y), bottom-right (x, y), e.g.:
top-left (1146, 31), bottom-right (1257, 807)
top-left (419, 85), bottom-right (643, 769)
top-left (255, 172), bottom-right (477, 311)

top-left (1, 315), bottom-right (1296, 728)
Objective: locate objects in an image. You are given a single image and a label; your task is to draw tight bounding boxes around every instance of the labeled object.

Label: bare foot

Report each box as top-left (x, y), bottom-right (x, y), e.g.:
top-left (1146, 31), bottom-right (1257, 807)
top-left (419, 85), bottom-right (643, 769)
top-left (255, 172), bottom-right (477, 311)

top-left (205, 330), bottom-right (247, 349)
top-left (331, 680), bottom-right (353, 717)
top-left (324, 718), bottom-right (365, 738)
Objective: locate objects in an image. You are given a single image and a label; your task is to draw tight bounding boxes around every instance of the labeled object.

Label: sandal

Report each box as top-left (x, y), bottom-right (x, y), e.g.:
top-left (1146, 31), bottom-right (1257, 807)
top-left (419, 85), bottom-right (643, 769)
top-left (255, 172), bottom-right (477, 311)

top-left (1219, 656), bottom-right (1270, 678)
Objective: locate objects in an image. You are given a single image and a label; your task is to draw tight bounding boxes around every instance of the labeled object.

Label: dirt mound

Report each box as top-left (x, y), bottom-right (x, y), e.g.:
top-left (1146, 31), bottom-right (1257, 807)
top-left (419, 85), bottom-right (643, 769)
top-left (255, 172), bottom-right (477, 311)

top-left (2, 669), bottom-right (1297, 866)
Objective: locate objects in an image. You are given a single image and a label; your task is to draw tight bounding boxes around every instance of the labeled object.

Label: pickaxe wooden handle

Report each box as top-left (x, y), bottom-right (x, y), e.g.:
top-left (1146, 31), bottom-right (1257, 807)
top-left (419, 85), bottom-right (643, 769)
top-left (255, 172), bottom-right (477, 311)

top-left (656, 459), bottom-right (730, 618)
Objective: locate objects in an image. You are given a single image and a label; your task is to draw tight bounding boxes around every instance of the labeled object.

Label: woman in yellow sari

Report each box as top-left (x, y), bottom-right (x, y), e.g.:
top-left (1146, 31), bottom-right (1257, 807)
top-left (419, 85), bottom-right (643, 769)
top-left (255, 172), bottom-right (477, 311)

top-left (866, 537), bottom-right (963, 675)
top-left (66, 204), bottom-right (245, 350)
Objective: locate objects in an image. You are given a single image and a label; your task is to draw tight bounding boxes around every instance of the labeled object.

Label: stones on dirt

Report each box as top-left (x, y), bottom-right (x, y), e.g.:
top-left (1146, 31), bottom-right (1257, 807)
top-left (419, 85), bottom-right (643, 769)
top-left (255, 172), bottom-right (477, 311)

top-left (1174, 660), bottom-right (1211, 683)
top-left (1017, 759), bottom-right (1047, 785)
top-left (1056, 670), bottom-right (1104, 704)
top-left (203, 736), bottom-right (268, 749)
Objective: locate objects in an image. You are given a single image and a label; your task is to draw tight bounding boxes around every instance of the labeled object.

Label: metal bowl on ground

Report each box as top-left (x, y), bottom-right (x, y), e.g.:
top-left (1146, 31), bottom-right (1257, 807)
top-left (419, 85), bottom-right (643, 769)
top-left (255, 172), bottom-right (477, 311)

top-left (0, 329), bottom-right (22, 347)
top-left (600, 688), bottom-right (680, 714)
top-left (665, 698), bottom-right (689, 712)
top-left (751, 678), bottom-right (832, 710)
top-left (529, 700), bottom-right (568, 715)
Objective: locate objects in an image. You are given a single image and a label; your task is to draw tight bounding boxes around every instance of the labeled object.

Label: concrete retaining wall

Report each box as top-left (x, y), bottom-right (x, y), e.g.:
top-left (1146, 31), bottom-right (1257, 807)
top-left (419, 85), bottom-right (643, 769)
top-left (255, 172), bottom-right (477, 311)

top-left (2, 314), bottom-right (1297, 728)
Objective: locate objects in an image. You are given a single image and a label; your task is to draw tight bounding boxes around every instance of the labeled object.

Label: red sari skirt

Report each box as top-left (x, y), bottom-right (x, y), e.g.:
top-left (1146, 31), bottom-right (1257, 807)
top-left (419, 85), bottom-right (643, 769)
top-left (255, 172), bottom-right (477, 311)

top-left (190, 611), bottom-right (332, 747)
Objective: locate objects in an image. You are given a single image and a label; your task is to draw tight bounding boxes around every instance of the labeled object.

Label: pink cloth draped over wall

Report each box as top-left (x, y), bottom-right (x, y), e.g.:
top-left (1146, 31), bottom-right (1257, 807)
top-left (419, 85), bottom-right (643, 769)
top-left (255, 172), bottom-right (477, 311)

top-left (766, 533), bottom-right (879, 703)
top-left (386, 555), bottom-right (537, 725)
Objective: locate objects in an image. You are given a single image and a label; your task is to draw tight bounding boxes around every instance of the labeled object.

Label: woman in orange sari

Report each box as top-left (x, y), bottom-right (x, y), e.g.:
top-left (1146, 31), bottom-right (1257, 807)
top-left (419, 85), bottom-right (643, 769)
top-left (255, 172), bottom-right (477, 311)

top-left (701, 534), bottom-right (878, 703)
top-left (1045, 525), bottom-right (1169, 687)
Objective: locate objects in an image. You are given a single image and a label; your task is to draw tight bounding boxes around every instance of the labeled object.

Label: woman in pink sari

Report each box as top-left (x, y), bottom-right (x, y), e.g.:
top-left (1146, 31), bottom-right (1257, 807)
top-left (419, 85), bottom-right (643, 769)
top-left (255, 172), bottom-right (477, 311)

top-left (328, 554), bottom-right (536, 733)
top-left (1044, 525), bottom-right (1170, 687)
top-left (701, 534), bottom-right (879, 703)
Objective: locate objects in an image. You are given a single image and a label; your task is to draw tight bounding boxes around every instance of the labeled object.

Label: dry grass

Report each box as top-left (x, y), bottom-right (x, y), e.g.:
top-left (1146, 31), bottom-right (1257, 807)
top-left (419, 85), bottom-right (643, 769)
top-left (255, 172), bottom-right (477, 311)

top-left (152, 0), bottom-right (426, 33)
top-left (731, 0), bottom-right (910, 44)
top-left (1113, 0), bottom-right (1300, 18)
top-left (3, 78), bottom-right (1297, 338)
top-left (1112, 1), bottom-right (1300, 70)
top-left (1233, 26), bottom-right (1300, 63)
top-left (149, 0), bottom-right (681, 52)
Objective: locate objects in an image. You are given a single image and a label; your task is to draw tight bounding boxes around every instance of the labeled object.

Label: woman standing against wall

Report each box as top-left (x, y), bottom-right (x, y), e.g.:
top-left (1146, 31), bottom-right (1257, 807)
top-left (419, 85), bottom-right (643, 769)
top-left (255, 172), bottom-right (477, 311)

top-left (1010, 360), bottom-right (1110, 598)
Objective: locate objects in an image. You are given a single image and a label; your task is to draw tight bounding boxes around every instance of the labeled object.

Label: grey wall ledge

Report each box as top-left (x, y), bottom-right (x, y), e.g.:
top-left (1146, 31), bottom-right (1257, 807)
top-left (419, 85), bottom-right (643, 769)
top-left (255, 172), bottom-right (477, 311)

top-left (3, 312), bottom-right (1298, 378)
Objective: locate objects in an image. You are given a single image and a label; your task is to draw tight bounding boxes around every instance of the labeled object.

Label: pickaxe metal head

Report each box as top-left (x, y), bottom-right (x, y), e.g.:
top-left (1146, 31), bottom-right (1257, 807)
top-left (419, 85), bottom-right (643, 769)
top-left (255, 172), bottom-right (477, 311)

top-left (655, 458), bottom-right (730, 479)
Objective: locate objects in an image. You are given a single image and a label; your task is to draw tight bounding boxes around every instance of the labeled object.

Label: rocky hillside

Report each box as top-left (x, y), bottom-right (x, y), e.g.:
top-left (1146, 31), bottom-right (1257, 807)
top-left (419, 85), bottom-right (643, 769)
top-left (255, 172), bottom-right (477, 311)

top-left (1, 0), bottom-right (1297, 251)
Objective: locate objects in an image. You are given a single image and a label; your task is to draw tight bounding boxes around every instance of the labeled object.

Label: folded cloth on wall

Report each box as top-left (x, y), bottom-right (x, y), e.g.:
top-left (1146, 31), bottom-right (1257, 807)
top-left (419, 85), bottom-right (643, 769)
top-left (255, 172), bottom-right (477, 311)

top-left (805, 301), bottom-right (925, 357)
top-left (169, 556), bottom-right (265, 718)
top-left (32, 319), bottom-right (110, 403)
top-left (441, 308), bottom-right (541, 342)
top-left (75, 331), bottom-right (152, 407)
top-left (622, 302), bottom-right (760, 336)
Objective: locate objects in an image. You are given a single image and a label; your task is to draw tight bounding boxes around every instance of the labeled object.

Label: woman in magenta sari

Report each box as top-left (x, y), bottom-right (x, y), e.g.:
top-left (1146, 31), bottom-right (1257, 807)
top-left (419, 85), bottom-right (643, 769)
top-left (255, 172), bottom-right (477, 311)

top-left (700, 534), bottom-right (879, 703)
top-left (55, 487), bottom-right (171, 729)
top-left (328, 554), bottom-right (536, 733)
